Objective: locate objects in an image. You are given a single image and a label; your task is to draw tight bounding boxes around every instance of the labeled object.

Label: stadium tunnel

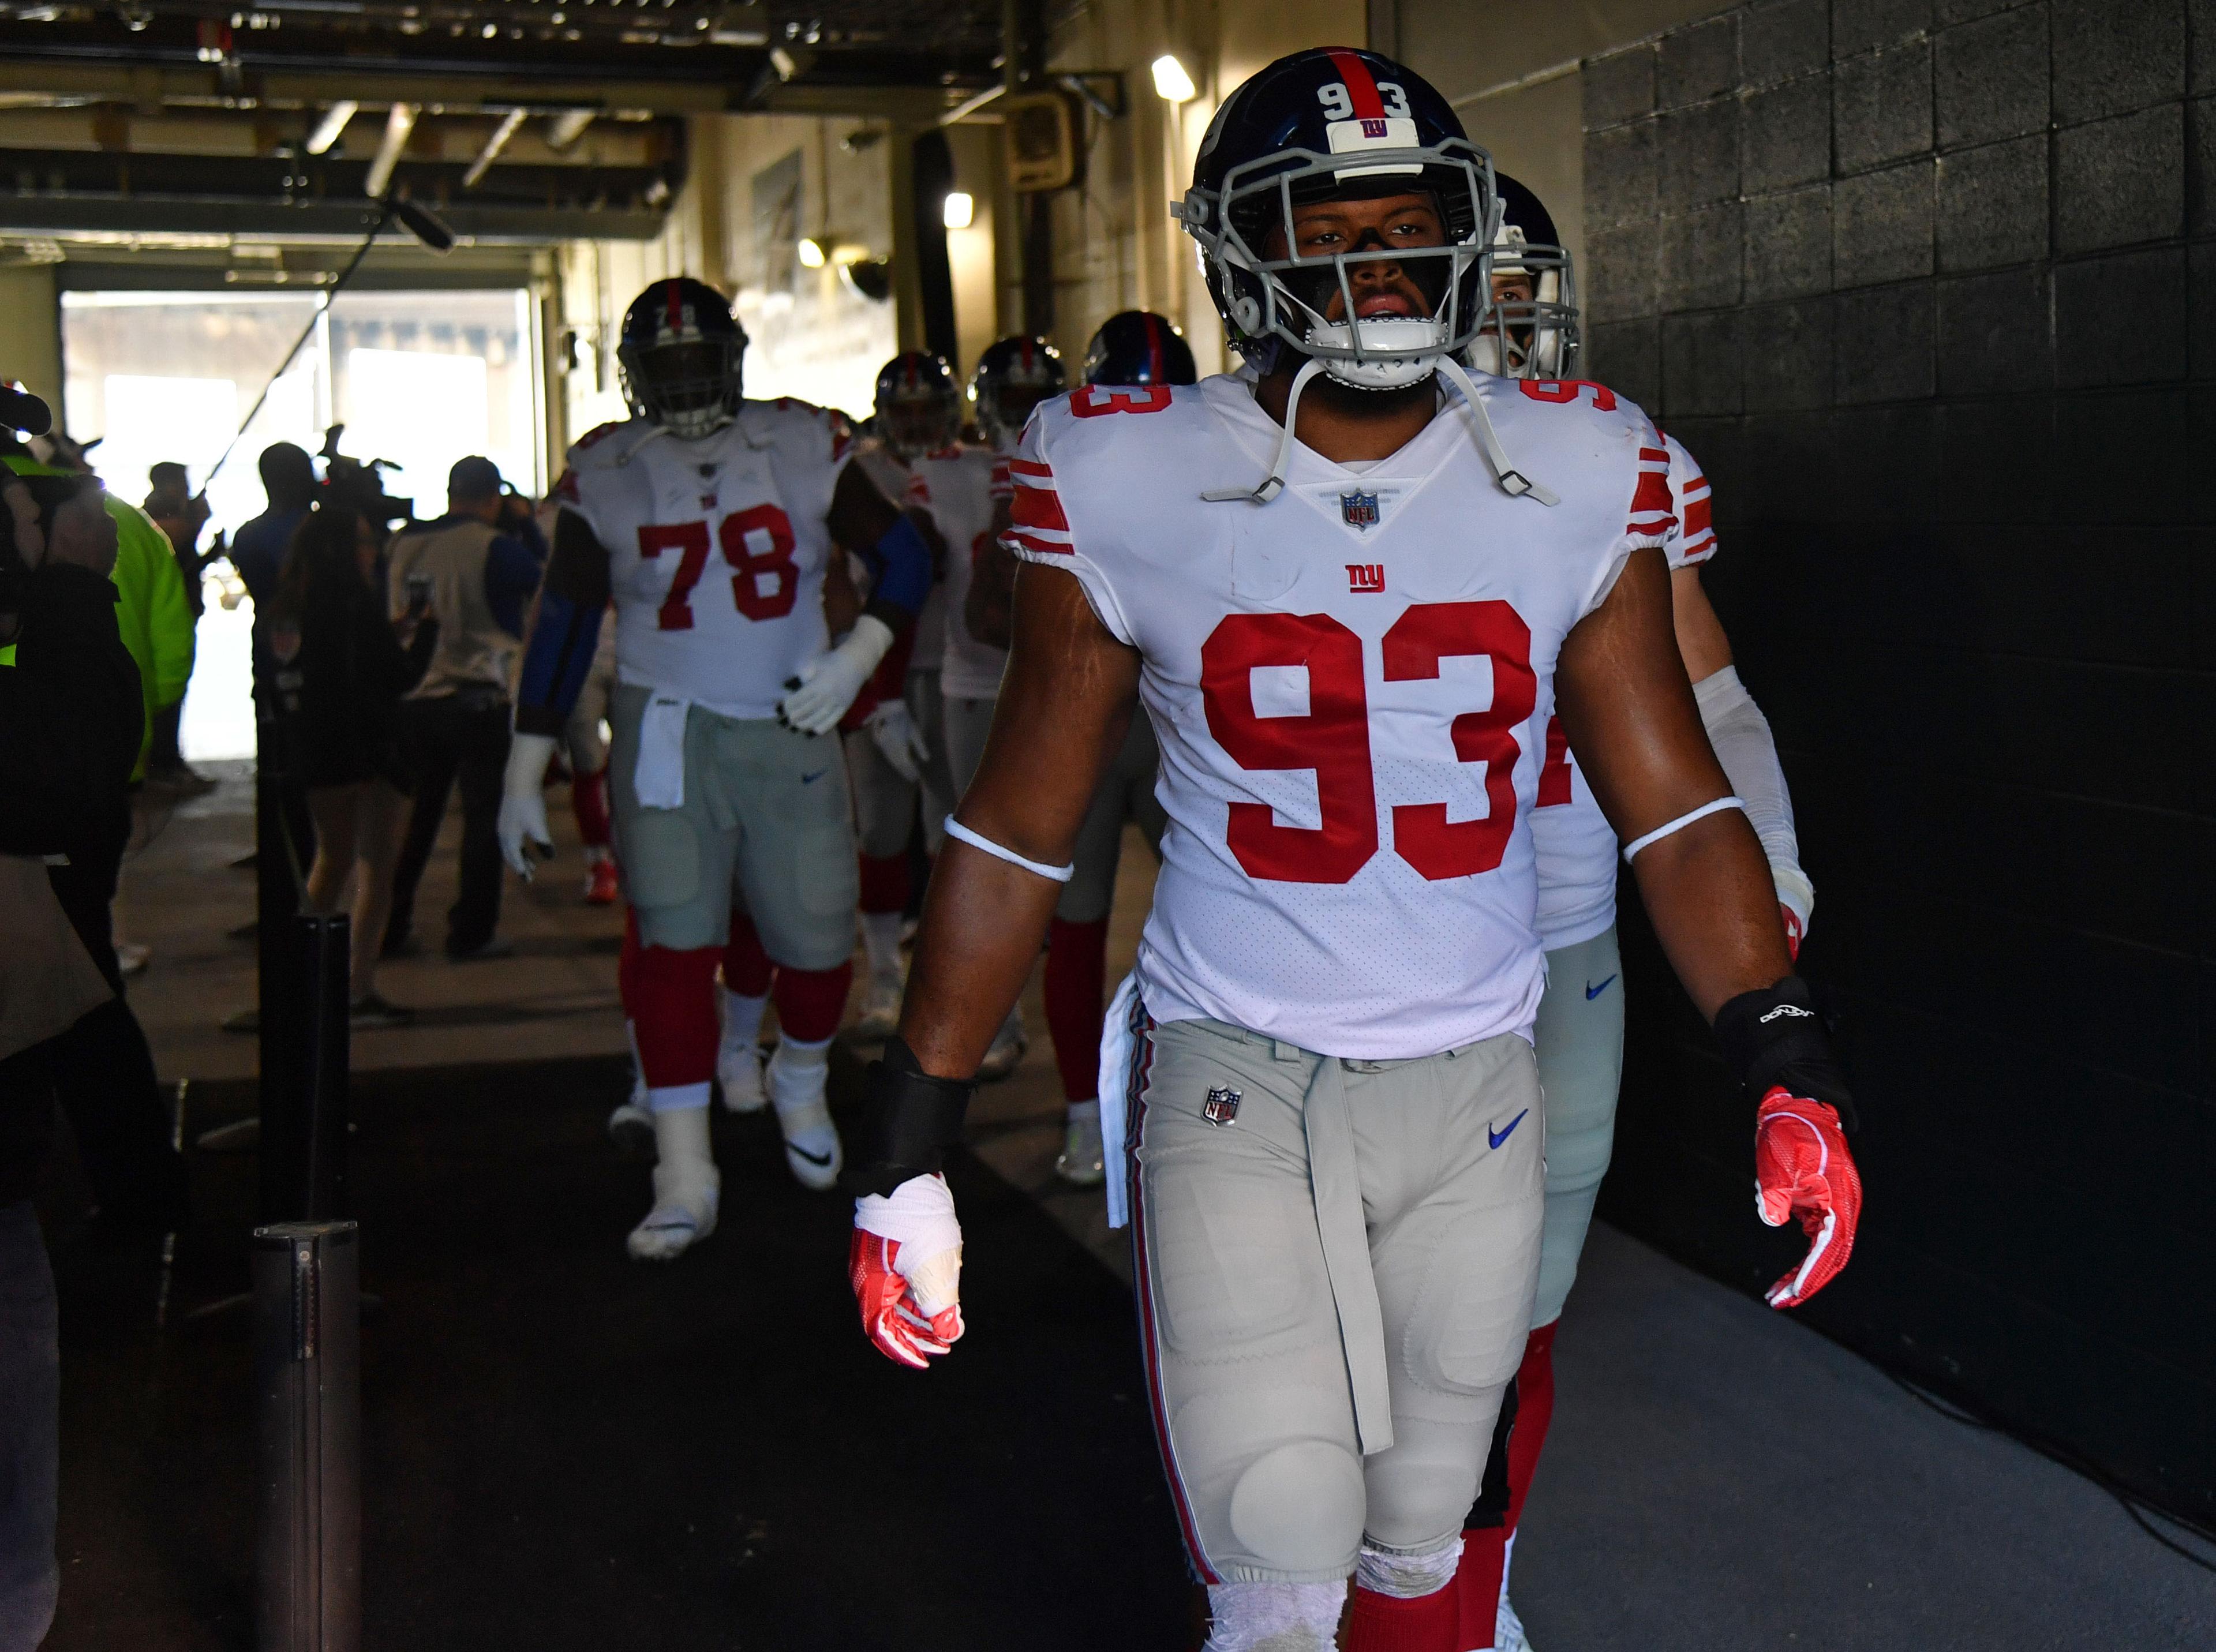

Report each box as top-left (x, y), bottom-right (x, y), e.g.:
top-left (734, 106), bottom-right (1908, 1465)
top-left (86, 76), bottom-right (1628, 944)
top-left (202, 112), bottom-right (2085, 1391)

top-left (2, 1), bottom-right (2210, 1648)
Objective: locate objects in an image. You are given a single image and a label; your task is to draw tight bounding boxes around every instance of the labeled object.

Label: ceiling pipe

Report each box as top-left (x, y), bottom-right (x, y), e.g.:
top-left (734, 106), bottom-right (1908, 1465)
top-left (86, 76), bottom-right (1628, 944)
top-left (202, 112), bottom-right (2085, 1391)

top-left (363, 101), bottom-right (415, 197)
top-left (303, 99), bottom-right (356, 156)
top-left (461, 107), bottom-right (526, 189)
top-left (546, 107), bottom-right (595, 150)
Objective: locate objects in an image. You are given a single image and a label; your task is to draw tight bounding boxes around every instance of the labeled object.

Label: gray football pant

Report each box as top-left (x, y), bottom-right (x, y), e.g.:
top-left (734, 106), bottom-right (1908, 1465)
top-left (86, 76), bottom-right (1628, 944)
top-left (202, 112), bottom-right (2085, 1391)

top-left (607, 684), bottom-right (857, 966)
top-left (1127, 1016), bottom-right (1544, 1584)
top-left (843, 669), bottom-right (953, 860)
top-left (1530, 926), bottom-right (1626, 1328)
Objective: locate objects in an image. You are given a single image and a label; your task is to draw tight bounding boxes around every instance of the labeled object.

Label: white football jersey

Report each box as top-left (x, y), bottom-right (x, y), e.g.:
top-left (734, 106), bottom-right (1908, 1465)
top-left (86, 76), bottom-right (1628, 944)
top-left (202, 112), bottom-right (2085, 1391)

top-left (1530, 431), bottom-right (1715, 950)
top-left (557, 398), bottom-right (851, 718)
top-left (1006, 373), bottom-right (1676, 1059)
top-left (855, 440), bottom-right (1003, 695)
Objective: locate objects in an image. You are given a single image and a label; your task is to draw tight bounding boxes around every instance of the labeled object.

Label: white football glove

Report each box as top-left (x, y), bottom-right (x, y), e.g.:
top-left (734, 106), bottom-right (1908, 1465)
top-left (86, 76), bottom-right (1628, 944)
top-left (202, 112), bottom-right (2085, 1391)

top-left (850, 1172), bottom-right (964, 1369)
top-left (777, 614), bottom-right (895, 737)
top-left (497, 731), bottom-right (557, 879)
top-left (864, 697), bottom-right (930, 784)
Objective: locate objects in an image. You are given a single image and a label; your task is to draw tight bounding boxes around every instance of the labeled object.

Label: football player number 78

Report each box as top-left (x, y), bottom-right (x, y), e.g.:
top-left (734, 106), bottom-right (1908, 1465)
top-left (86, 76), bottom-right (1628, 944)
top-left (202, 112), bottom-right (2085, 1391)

top-left (638, 503), bottom-right (800, 630)
top-left (1200, 600), bottom-right (1536, 884)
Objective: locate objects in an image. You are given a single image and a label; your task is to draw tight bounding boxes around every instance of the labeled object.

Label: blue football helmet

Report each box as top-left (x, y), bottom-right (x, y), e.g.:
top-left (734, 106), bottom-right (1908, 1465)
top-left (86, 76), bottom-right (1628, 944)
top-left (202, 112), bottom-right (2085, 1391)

top-left (1471, 173), bottom-right (1581, 380)
top-left (617, 277), bottom-right (747, 440)
top-left (968, 335), bottom-right (1067, 448)
top-left (873, 350), bottom-right (961, 459)
top-left (1082, 310), bottom-right (1199, 388)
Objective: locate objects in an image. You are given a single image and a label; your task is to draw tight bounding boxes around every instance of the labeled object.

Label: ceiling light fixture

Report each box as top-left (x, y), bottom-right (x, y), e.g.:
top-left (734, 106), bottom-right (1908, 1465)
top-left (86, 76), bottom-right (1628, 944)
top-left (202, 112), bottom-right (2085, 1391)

top-left (942, 190), bottom-right (974, 230)
top-left (796, 235), bottom-right (826, 269)
top-left (1151, 54), bottom-right (1196, 103)
top-left (304, 99), bottom-right (357, 155)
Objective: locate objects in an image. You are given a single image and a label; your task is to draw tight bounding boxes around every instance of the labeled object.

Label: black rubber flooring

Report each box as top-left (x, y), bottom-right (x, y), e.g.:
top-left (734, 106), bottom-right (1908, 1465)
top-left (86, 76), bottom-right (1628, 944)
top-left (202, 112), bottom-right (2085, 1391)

top-left (44, 1054), bottom-right (1192, 1651)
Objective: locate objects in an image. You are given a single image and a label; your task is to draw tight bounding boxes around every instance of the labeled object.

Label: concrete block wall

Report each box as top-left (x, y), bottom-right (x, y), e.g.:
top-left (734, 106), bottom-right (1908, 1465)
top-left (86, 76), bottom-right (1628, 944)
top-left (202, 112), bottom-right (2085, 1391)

top-left (1581, 0), bottom-right (2215, 1523)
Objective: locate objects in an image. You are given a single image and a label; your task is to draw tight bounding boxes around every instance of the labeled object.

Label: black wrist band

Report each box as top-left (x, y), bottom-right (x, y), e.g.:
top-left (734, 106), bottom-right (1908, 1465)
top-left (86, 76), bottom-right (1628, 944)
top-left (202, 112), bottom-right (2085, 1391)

top-left (840, 1033), bottom-right (976, 1197)
top-left (1712, 976), bottom-right (1859, 1130)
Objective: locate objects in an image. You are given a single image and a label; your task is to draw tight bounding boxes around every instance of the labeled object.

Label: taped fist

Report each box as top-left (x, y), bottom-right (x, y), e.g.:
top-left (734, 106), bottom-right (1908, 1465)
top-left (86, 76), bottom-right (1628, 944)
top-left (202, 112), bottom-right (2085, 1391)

top-left (1754, 1088), bottom-right (1861, 1309)
top-left (852, 1172), bottom-right (964, 1369)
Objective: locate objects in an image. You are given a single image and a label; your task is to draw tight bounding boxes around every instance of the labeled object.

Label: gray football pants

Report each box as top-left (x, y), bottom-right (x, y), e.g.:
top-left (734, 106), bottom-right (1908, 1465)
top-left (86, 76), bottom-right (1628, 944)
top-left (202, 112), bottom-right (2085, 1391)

top-left (1530, 926), bottom-right (1626, 1328)
top-left (1127, 1015), bottom-right (1545, 1584)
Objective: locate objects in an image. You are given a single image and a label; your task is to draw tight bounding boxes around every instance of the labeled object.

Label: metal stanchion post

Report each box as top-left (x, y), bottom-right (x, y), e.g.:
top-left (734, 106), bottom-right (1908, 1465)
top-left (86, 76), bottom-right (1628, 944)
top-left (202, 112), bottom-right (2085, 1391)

top-left (252, 1220), bottom-right (361, 1652)
top-left (291, 913), bottom-right (352, 1222)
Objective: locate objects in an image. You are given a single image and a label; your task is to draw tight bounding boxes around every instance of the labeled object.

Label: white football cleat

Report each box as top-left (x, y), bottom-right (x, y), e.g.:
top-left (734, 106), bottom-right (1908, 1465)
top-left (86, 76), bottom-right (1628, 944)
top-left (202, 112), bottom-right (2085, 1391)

top-left (1055, 1099), bottom-right (1106, 1186)
top-left (1495, 1591), bottom-right (1532, 1652)
top-left (766, 1045), bottom-right (843, 1191)
top-left (718, 1040), bottom-right (767, 1114)
top-left (852, 968), bottom-right (903, 1040)
top-left (625, 1160), bottom-right (720, 1262)
top-left (975, 1012), bottom-right (1027, 1082)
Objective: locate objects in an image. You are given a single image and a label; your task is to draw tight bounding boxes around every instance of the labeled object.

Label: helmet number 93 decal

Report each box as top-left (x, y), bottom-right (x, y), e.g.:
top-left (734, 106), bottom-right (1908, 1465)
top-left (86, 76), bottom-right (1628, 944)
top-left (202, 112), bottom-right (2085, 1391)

top-left (1317, 80), bottom-right (1412, 122)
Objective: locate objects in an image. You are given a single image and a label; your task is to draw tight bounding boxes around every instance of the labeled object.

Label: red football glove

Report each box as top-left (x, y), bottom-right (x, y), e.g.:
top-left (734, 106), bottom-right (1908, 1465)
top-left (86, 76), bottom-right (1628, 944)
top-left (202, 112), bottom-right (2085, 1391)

top-left (1754, 1088), bottom-right (1861, 1309)
top-left (851, 1173), bottom-right (965, 1369)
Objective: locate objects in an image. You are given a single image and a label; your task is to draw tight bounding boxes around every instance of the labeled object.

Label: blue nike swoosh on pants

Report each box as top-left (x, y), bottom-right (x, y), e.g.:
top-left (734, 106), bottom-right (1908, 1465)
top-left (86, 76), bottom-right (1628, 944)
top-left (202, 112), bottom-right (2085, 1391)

top-left (1585, 974), bottom-right (1617, 1000)
top-left (1488, 1109), bottom-right (1529, 1150)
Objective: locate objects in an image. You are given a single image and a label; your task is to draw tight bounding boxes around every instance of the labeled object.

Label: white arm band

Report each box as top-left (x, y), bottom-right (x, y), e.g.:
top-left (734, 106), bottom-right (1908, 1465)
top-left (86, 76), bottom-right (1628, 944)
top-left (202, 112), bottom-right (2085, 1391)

top-left (942, 816), bottom-right (1075, 883)
top-left (1692, 665), bottom-right (1814, 928)
top-left (1622, 796), bottom-right (1746, 862)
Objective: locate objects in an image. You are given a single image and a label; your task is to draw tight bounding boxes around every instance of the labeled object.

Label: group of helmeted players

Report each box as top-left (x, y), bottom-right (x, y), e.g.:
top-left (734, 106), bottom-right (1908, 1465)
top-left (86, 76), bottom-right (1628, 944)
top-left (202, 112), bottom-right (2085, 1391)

top-left (499, 44), bottom-right (1862, 1652)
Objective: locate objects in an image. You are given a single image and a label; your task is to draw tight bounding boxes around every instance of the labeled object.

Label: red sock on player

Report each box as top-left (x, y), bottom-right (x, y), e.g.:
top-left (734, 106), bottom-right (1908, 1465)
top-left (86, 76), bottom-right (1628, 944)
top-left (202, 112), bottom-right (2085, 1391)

top-left (1453, 1319), bottom-right (1560, 1645)
top-left (721, 911), bottom-right (774, 999)
top-left (630, 943), bottom-right (723, 1088)
top-left (772, 960), bottom-right (854, 1044)
top-left (1043, 916), bottom-right (1110, 1100)
top-left (857, 852), bottom-right (909, 916)
top-left (572, 765), bottom-right (611, 849)
top-left (617, 907), bottom-right (641, 1015)
top-left (1347, 1579), bottom-right (1461, 1652)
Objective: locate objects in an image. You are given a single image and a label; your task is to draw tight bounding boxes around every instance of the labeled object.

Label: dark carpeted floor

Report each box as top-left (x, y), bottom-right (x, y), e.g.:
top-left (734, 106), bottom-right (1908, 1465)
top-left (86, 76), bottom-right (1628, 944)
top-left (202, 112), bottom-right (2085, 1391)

top-left (44, 1054), bottom-right (1192, 1651)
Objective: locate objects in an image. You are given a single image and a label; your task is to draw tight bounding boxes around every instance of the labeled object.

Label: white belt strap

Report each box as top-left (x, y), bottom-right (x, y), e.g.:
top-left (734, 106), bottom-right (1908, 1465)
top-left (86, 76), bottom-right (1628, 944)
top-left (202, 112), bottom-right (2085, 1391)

top-left (632, 694), bottom-right (692, 810)
top-left (941, 815), bottom-right (1075, 883)
top-left (1098, 973), bottom-right (1141, 1229)
top-left (1622, 795), bottom-right (1747, 862)
top-left (1303, 1056), bottom-right (1395, 1456)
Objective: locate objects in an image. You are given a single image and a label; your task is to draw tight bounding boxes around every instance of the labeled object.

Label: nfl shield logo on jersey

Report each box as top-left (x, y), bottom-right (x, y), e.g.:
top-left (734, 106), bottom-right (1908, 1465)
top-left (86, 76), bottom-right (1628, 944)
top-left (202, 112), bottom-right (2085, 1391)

top-left (1341, 490), bottom-right (1380, 529)
top-left (1202, 1087), bottom-right (1242, 1127)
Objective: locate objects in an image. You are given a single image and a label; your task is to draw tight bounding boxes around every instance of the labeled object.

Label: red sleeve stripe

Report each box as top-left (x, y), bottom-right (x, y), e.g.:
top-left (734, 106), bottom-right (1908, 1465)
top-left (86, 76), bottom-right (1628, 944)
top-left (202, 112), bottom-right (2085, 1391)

top-left (1005, 529), bottom-right (1072, 557)
top-left (1009, 457), bottom-right (1054, 480)
top-left (1627, 465), bottom-right (1676, 535)
top-left (1010, 481), bottom-right (1068, 531)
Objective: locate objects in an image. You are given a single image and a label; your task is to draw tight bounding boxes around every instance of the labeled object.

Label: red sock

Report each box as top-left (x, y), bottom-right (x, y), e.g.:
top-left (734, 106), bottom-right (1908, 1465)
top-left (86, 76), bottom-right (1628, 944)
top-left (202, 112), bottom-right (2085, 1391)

top-left (617, 907), bottom-right (641, 1016)
top-left (772, 961), bottom-right (854, 1044)
top-left (1453, 1320), bottom-right (1560, 1644)
top-left (721, 911), bottom-right (774, 999)
top-left (629, 943), bottom-right (722, 1088)
top-left (572, 765), bottom-right (611, 849)
top-left (857, 852), bottom-right (909, 915)
top-left (1043, 916), bottom-right (1110, 1100)
top-left (1347, 1580), bottom-right (1459, 1651)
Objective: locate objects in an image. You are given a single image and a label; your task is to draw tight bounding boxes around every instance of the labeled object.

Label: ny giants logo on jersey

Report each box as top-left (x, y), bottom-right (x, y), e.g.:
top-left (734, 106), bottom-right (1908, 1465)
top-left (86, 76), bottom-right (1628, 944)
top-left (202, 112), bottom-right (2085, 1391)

top-left (1346, 563), bottom-right (1386, 594)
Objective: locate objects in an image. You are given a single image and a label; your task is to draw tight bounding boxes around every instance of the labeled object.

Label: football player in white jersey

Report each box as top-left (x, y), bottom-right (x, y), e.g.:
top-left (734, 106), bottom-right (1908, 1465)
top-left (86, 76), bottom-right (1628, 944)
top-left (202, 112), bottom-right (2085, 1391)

top-left (500, 277), bottom-right (936, 1261)
top-left (838, 50), bottom-right (1864, 1652)
top-left (841, 351), bottom-right (989, 1037)
top-left (939, 334), bottom-right (1068, 1080)
top-left (1450, 178), bottom-right (1817, 1652)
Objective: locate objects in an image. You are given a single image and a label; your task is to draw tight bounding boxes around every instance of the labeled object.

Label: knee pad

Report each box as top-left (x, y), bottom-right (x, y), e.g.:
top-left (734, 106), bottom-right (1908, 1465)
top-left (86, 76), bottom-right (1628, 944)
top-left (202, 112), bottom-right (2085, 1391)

top-left (1201, 1582), bottom-right (1345, 1652)
top-left (1353, 1531), bottom-right (1461, 1599)
top-left (1226, 1440), bottom-right (1365, 1576)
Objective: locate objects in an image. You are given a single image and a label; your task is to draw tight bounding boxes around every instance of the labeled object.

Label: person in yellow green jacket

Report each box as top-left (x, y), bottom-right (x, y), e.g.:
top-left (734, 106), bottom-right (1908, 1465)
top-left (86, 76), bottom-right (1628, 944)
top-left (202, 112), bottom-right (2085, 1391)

top-left (3, 451), bottom-right (194, 782)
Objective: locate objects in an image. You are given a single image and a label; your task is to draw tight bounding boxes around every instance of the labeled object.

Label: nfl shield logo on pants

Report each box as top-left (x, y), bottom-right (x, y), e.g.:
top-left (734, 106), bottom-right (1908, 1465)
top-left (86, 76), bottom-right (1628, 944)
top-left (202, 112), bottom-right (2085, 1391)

top-left (1341, 490), bottom-right (1379, 529)
top-left (1202, 1087), bottom-right (1242, 1127)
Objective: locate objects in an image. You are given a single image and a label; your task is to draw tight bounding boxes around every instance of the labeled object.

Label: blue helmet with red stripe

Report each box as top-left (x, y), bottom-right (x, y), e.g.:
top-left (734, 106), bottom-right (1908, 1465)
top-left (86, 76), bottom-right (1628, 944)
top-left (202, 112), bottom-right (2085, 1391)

top-left (1082, 310), bottom-right (1199, 388)
top-left (872, 350), bottom-right (961, 459)
top-left (617, 277), bottom-right (747, 440)
top-left (1471, 172), bottom-right (1582, 380)
top-left (1178, 47), bottom-right (1498, 391)
top-left (968, 335), bottom-right (1066, 449)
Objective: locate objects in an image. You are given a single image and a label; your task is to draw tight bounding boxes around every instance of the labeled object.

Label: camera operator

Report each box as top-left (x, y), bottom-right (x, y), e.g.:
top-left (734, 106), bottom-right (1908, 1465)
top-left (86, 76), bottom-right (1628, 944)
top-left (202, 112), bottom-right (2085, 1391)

top-left (380, 457), bottom-right (544, 962)
top-left (0, 426), bottom-right (148, 1652)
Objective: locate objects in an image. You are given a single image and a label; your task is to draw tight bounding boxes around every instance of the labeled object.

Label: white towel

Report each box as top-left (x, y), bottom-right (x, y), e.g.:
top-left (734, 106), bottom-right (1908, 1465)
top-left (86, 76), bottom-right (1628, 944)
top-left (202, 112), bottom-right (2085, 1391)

top-left (1098, 972), bottom-right (1141, 1230)
top-left (632, 694), bottom-right (691, 810)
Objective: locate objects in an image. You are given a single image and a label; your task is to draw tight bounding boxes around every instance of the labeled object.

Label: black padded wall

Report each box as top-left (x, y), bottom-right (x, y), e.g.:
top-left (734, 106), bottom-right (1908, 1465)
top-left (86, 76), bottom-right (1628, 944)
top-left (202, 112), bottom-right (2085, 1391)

top-left (1581, 0), bottom-right (2215, 1524)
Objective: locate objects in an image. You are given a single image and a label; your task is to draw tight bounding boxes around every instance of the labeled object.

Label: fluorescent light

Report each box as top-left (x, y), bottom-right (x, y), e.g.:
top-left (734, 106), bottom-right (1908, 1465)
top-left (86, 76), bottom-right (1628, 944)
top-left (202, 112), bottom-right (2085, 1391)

top-left (304, 100), bottom-right (356, 156)
top-left (942, 190), bottom-right (974, 230)
top-left (364, 103), bottom-right (417, 199)
top-left (546, 108), bottom-right (595, 150)
top-left (796, 237), bottom-right (826, 269)
top-left (1151, 54), bottom-right (1196, 103)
